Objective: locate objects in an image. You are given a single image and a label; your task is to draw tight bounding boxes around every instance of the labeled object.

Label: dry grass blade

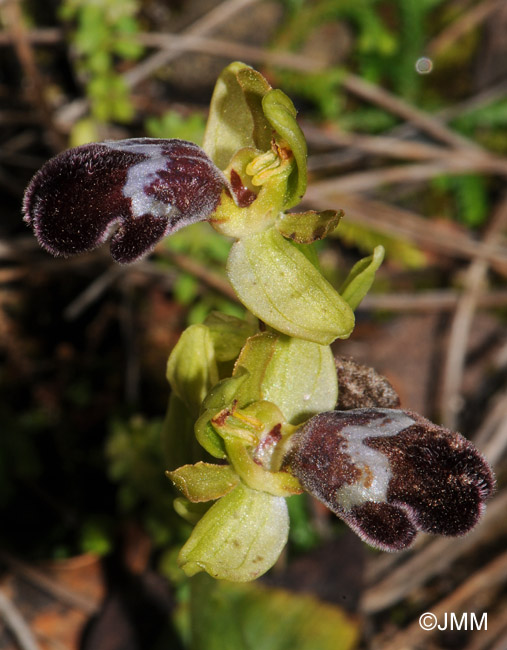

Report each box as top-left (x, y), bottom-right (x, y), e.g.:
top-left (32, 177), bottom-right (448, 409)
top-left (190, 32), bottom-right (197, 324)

top-left (358, 289), bottom-right (507, 312)
top-left (466, 600), bottom-right (507, 650)
top-left (55, 0), bottom-right (263, 129)
top-left (0, 589), bottom-right (40, 650)
top-left (0, 0), bottom-right (65, 149)
top-left (428, 0), bottom-right (506, 58)
top-left (480, 392), bottom-right (507, 467)
top-left (440, 195), bottom-right (507, 429)
top-left (303, 123), bottom-right (458, 162)
top-left (64, 266), bottom-right (125, 320)
top-left (303, 191), bottom-right (507, 270)
top-left (308, 158), bottom-right (507, 195)
top-left (158, 249), bottom-right (238, 302)
top-left (124, 0), bottom-right (263, 88)
top-left (381, 549), bottom-right (507, 650)
top-left (0, 551), bottom-right (99, 615)
top-left (340, 72), bottom-right (480, 151)
top-left (135, 32), bottom-right (322, 75)
top-left (0, 26), bottom-right (61, 46)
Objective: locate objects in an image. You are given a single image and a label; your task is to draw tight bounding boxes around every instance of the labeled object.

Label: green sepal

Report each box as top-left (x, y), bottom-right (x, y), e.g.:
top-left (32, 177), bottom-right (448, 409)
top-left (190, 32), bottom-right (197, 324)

top-left (339, 245), bottom-right (385, 311)
top-left (234, 331), bottom-right (338, 424)
top-left (204, 311), bottom-right (258, 363)
top-left (276, 210), bottom-right (342, 244)
top-left (166, 324), bottom-right (219, 416)
top-left (203, 62), bottom-right (271, 171)
top-left (227, 227), bottom-right (355, 345)
top-left (178, 482), bottom-right (289, 581)
top-left (194, 371), bottom-right (250, 459)
top-left (167, 462), bottom-right (239, 502)
top-left (262, 89), bottom-right (307, 209)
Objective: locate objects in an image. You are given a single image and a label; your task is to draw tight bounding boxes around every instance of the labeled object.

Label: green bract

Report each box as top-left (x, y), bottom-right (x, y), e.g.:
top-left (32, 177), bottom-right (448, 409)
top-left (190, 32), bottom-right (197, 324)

top-left (166, 324), bottom-right (218, 416)
top-left (227, 227), bottom-right (355, 345)
top-left (233, 331), bottom-right (338, 425)
top-left (340, 245), bottom-right (385, 310)
top-left (178, 482), bottom-right (289, 581)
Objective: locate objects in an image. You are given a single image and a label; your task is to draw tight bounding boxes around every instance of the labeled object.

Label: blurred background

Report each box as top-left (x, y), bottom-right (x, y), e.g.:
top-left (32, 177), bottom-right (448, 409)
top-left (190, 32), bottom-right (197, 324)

top-left (0, 0), bottom-right (506, 648)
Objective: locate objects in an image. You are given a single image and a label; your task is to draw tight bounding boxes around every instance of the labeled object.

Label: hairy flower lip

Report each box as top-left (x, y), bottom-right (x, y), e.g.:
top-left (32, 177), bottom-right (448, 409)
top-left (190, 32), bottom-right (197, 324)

top-left (285, 408), bottom-right (495, 552)
top-left (23, 138), bottom-right (227, 264)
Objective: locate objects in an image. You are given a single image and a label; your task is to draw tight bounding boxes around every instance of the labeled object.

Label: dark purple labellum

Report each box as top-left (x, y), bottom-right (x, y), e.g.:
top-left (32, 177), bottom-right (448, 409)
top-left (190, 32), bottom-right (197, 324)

top-left (23, 138), bottom-right (227, 263)
top-left (285, 408), bottom-right (495, 552)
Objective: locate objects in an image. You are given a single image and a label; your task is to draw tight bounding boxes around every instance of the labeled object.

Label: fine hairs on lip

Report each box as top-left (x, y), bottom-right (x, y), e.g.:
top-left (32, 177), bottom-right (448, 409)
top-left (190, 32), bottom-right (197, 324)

top-left (23, 138), bottom-right (227, 264)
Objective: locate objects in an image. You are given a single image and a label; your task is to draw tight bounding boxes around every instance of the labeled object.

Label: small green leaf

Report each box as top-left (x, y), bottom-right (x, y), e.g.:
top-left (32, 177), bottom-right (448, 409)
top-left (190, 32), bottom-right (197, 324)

top-left (227, 227), bottom-right (355, 345)
top-left (262, 89), bottom-right (308, 208)
top-left (339, 245), bottom-right (385, 310)
top-left (167, 462), bottom-right (239, 502)
top-left (276, 210), bottom-right (342, 244)
top-left (166, 324), bottom-right (219, 415)
top-left (203, 62), bottom-right (271, 170)
top-left (178, 482), bottom-right (289, 581)
top-left (204, 312), bottom-right (258, 362)
top-left (234, 332), bottom-right (338, 424)
top-left (190, 576), bottom-right (360, 650)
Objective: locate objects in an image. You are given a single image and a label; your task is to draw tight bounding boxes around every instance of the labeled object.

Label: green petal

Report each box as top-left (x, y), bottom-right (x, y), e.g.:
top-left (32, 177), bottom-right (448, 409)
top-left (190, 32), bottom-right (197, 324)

top-left (227, 227), bottom-right (355, 345)
top-left (167, 462), bottom-right (239, 502)
top-left (234, 331), bottom-right (338, 424)
top-left (166, 324), bottom-right (218, 416)
top-left (178, 482), bottom-right (289, 581)
top-left (339, 245), bottom-right (385, 311)
top-left (276, 210), bottom-right (342, 244)
top-left (262, 89), bottom-right (308, 208)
